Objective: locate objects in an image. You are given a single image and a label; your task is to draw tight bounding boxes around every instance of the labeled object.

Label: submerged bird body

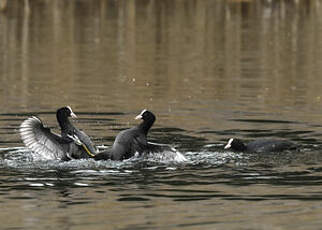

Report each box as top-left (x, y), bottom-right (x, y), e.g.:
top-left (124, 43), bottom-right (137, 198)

top-left (244, 139), bottom-right (295, 153)
top-left (224, 138), bottom-right (297, 153)
top-left (20, 106), bottom-right (97, 160)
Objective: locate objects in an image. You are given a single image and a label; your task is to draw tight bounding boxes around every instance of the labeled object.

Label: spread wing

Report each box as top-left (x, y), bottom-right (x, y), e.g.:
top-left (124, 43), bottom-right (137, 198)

top-left (19, 116), bottom-right (67, 160)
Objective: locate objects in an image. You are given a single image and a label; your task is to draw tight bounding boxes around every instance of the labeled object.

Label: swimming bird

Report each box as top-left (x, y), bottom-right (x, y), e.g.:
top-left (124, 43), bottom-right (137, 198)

top-left (20, 106), bottom-right (97, 160)
top-left (94, 109), bottom-right (156, 160)
top-left (224, 138), bottom-right (297, 153)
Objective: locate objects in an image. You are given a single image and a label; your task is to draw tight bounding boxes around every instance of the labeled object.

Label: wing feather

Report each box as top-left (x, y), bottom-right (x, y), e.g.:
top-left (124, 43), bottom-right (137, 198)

top-left (19, 116), bottom-right (67, 160)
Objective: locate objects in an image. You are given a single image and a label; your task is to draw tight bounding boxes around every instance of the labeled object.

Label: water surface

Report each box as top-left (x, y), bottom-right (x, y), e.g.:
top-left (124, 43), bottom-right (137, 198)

top-left (1, 1), bottom-right (322, 229)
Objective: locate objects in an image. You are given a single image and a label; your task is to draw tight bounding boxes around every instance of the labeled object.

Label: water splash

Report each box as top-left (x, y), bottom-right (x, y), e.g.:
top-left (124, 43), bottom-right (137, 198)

top-left (0, 145), bottom-right (241, 172)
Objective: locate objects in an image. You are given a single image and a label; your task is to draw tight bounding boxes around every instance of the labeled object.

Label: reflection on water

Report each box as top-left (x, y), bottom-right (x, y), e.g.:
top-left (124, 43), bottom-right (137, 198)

top-left (1, 0), bottom-right (322, 229)
top-left (1, 0), bottom-right (322, 115)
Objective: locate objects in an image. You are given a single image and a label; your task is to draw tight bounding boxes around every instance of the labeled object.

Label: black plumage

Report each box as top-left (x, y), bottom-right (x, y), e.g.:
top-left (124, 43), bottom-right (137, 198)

top-left (224, 138), bottom-right (297, 153)
top-left (94, 109), bottom-right (156, 161)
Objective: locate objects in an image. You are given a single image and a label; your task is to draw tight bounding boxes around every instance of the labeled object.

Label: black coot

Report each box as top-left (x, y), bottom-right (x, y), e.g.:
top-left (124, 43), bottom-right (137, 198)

top-left (224, 138), bottom-right (297, 153)
top-left (94, 109), bottom-right (156, 161)
top-left (20, 106), bottom-right (97, 160)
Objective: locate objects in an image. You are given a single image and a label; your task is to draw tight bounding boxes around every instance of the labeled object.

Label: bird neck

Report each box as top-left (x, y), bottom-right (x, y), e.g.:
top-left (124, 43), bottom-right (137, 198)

top-left (138, 116), bottom-right (155, 135)
top-left (57, 113), bottom-right (73, 133)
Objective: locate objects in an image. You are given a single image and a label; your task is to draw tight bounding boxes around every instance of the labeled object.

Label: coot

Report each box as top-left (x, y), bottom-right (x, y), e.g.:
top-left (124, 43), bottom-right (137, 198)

top-left (224, 138), bottom-right (297, 153)
top-left (20, 106), bottom-right (97, 160)
top-left (94, 109), bottom-right (156, 160)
